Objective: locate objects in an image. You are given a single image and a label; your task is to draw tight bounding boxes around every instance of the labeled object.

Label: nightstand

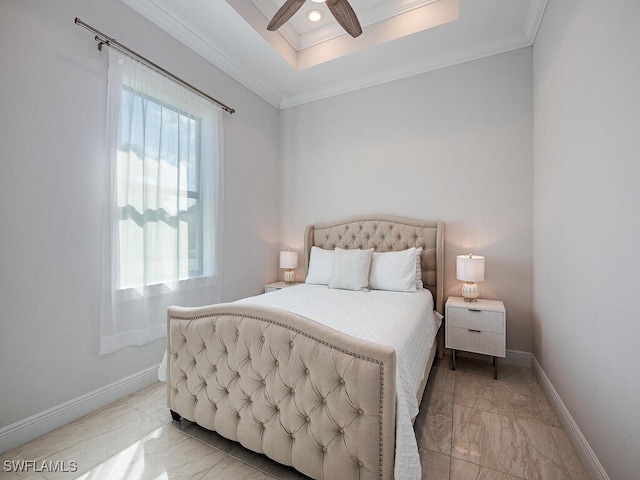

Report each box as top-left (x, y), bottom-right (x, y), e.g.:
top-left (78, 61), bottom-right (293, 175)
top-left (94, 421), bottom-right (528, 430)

top-left (264, 281), bottom-right (299, 293)
top-left (445, 296), bottom-right (506, 379)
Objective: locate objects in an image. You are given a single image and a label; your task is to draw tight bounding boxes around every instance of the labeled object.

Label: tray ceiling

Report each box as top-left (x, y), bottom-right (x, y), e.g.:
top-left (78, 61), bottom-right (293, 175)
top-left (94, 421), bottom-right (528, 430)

top-left (120, 0), bottom-right (548, 109)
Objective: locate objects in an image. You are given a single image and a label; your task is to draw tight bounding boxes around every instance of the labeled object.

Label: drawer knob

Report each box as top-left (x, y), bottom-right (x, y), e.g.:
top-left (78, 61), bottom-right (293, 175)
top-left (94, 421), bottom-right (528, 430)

top-left (468, 309), bottom-right (481, 312)
top-left (468, 329), bottom-right (481, 333)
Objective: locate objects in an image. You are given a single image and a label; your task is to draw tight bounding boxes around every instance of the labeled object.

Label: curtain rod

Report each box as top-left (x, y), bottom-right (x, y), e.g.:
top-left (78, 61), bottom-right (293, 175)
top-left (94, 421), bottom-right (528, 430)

top-left (74, 17), bottom-right (235, 114)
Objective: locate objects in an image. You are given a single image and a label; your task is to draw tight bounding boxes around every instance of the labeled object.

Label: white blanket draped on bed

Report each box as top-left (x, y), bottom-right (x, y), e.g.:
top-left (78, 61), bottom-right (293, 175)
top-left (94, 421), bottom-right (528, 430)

top-left (238, 284), bottom-right (442, 480)
top-left (159, 284), bottom-right (441, 480)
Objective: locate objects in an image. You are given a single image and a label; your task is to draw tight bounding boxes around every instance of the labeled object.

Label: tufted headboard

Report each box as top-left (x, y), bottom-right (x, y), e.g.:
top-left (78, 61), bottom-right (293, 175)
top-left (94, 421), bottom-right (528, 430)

top-left (304, 215), bottom-right (444, 314)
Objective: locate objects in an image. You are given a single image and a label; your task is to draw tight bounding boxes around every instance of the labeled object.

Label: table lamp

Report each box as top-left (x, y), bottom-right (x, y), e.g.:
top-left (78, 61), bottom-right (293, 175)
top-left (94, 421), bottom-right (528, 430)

top-left (456, 254), bottom-right (485, 302)
top-left (280, 251), bottom-right (298, 284)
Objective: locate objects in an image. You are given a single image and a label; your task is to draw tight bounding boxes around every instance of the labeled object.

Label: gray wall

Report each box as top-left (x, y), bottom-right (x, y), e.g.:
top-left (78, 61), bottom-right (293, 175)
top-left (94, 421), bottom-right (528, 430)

top-left (279, 48), bottom-right (534, 353)
top-left (0, 0), bottom-right (279, 428)
top-left (533, 2), bottom-right (640, 479)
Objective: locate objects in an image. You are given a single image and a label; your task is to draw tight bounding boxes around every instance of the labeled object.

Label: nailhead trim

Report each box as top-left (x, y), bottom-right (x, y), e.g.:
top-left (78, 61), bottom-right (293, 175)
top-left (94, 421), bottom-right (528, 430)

top-left (169, 311), bottom-right (389, 479)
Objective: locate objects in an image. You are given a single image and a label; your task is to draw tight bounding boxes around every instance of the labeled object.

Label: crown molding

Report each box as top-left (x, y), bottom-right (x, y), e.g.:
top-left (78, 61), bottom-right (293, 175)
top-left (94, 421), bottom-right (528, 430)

top-left (524, 0), bottom-right (549, 43)
top-left (123, 0), bottom-right (545, 111)
top-left (297, 0), bottom-right (442, 50)
top-left (279, 34), bottom-right (532, 109)
top-left (252, 0), bottom-right (441, 51)
top-left (120, 0), bottom-right (283, 109)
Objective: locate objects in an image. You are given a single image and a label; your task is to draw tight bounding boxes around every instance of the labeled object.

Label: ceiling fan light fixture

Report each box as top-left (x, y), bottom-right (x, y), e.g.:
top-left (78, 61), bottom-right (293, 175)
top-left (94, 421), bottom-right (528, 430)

top-left (307, 9), bottom-right (323, 22)
top-left (267, 0), bottom-right (362, 38)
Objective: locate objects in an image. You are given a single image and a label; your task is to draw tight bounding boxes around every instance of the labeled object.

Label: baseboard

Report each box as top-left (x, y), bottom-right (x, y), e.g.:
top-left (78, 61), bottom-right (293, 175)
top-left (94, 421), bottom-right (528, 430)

top-left (0, 364), bottom-right (160, 455)
top-left (504, 349), bottom-right (532, 367)
top-left (532, 356), bottom-right (610, 480)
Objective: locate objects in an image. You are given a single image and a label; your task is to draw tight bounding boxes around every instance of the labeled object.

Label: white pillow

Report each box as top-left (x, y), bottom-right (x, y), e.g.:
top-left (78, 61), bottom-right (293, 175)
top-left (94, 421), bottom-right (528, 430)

top-left (305, 246), bottom-right (335, 285)
top-left (369, 248), bottom-right (418, 293)
top-left (415, 247), bottom-right (424, 290)
top-left (329, 248), bottom-right (374, 291)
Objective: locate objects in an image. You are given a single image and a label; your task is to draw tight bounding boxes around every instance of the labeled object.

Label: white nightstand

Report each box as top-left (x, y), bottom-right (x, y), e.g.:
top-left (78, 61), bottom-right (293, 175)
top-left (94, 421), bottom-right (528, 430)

top-left (445, 296), bottom-right (506, 379)
top-left (264, 281), bottom-right (299, 293)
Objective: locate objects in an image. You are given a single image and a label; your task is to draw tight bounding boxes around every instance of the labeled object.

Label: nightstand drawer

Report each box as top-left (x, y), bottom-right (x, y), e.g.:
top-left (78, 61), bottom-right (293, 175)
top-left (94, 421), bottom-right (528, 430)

top-left (446, 326), bottom-right (505, 357)
top-left (445, 297), bottom-right (507, 377)
top-left (446, 306), bottom-right (504, 334)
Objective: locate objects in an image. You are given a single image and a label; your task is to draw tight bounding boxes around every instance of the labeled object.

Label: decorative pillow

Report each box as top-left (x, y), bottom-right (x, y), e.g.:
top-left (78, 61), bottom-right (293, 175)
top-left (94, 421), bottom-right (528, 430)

top-left (329, 248), bottom-right (374, 291)
top-left (415, 247), bottom-right (424, 290)
top-left (369, 248), bottom-right (418, 293)
top-left (305, 246), bottom-right (335, 285)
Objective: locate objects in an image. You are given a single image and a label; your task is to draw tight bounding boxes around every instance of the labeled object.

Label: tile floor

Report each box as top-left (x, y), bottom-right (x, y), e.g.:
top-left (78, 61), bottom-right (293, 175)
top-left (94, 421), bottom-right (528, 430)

top-left (0, 356), bottom-right (590, 480)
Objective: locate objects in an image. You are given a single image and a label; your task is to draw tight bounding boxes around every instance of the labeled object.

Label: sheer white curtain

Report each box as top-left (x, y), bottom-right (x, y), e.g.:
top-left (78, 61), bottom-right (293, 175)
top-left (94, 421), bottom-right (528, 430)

top-left (100, 48), bottom-right (223, 355)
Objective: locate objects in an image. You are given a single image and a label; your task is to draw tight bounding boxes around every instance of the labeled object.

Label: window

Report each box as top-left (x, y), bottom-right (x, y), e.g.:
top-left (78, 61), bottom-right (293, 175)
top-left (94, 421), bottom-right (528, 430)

top-left (117, 87), bottom-right (205, 289)
top-left (100, 49), bottom-right (223, 355)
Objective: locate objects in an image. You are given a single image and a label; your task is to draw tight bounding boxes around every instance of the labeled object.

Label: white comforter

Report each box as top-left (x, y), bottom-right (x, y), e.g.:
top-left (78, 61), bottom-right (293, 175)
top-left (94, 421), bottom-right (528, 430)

top-left (238, 284), bottom-right (442, 480)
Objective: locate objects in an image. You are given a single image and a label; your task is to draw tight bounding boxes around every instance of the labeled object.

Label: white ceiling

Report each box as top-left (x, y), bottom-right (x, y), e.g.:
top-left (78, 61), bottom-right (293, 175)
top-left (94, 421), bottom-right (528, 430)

top-left (247, 0), bottom-right (452, 51)
top-left (120, 0), bottom-right (548, 109)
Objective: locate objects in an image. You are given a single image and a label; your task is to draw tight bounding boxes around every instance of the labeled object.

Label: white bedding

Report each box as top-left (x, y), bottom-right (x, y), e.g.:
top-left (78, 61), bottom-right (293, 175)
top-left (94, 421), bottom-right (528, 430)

top-left (237, 283), bottom-right (442, 480)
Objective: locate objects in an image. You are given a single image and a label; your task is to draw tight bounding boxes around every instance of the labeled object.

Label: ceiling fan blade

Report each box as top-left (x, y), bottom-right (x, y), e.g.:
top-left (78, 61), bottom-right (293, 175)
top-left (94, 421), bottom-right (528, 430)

top-left (326, 0), bottom-right (362, 38)
top-left (267, 0), bottom-right (307, 31)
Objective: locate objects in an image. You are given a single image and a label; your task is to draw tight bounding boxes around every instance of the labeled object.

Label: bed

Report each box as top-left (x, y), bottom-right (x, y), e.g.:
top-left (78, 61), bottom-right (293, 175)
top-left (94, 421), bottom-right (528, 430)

top-left (166, 215), bottom-right (444, 480)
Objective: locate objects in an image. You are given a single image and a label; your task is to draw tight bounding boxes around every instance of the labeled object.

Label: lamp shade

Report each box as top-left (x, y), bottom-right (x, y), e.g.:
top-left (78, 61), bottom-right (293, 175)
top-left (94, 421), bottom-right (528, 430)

top-left (279, 251), bottom-right (298, 270)
top-left (456, 254), bottom-right (485, 282)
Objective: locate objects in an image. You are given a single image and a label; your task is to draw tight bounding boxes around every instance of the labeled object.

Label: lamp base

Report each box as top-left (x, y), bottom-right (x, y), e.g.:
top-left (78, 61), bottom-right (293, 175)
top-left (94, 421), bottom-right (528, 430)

top-left (461, 281), bottom-right (479, 302)
top-left (283, 269), bottom-right (295, 284)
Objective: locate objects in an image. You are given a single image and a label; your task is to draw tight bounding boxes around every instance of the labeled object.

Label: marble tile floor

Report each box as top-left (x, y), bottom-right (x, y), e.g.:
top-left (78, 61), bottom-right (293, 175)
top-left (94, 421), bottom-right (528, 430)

top-left (0, 355), bottom-right (590, 480)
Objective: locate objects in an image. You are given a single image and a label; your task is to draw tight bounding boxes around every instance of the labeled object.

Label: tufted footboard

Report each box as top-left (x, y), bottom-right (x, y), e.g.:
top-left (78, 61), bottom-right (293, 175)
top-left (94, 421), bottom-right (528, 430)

top-left (167, 303), bottom-right (397, 480)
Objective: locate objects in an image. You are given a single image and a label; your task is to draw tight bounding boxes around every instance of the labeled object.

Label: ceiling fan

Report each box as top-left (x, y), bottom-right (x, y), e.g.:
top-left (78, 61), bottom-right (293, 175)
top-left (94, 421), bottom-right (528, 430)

top-left (267, 0), bottom-right (363, 38)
